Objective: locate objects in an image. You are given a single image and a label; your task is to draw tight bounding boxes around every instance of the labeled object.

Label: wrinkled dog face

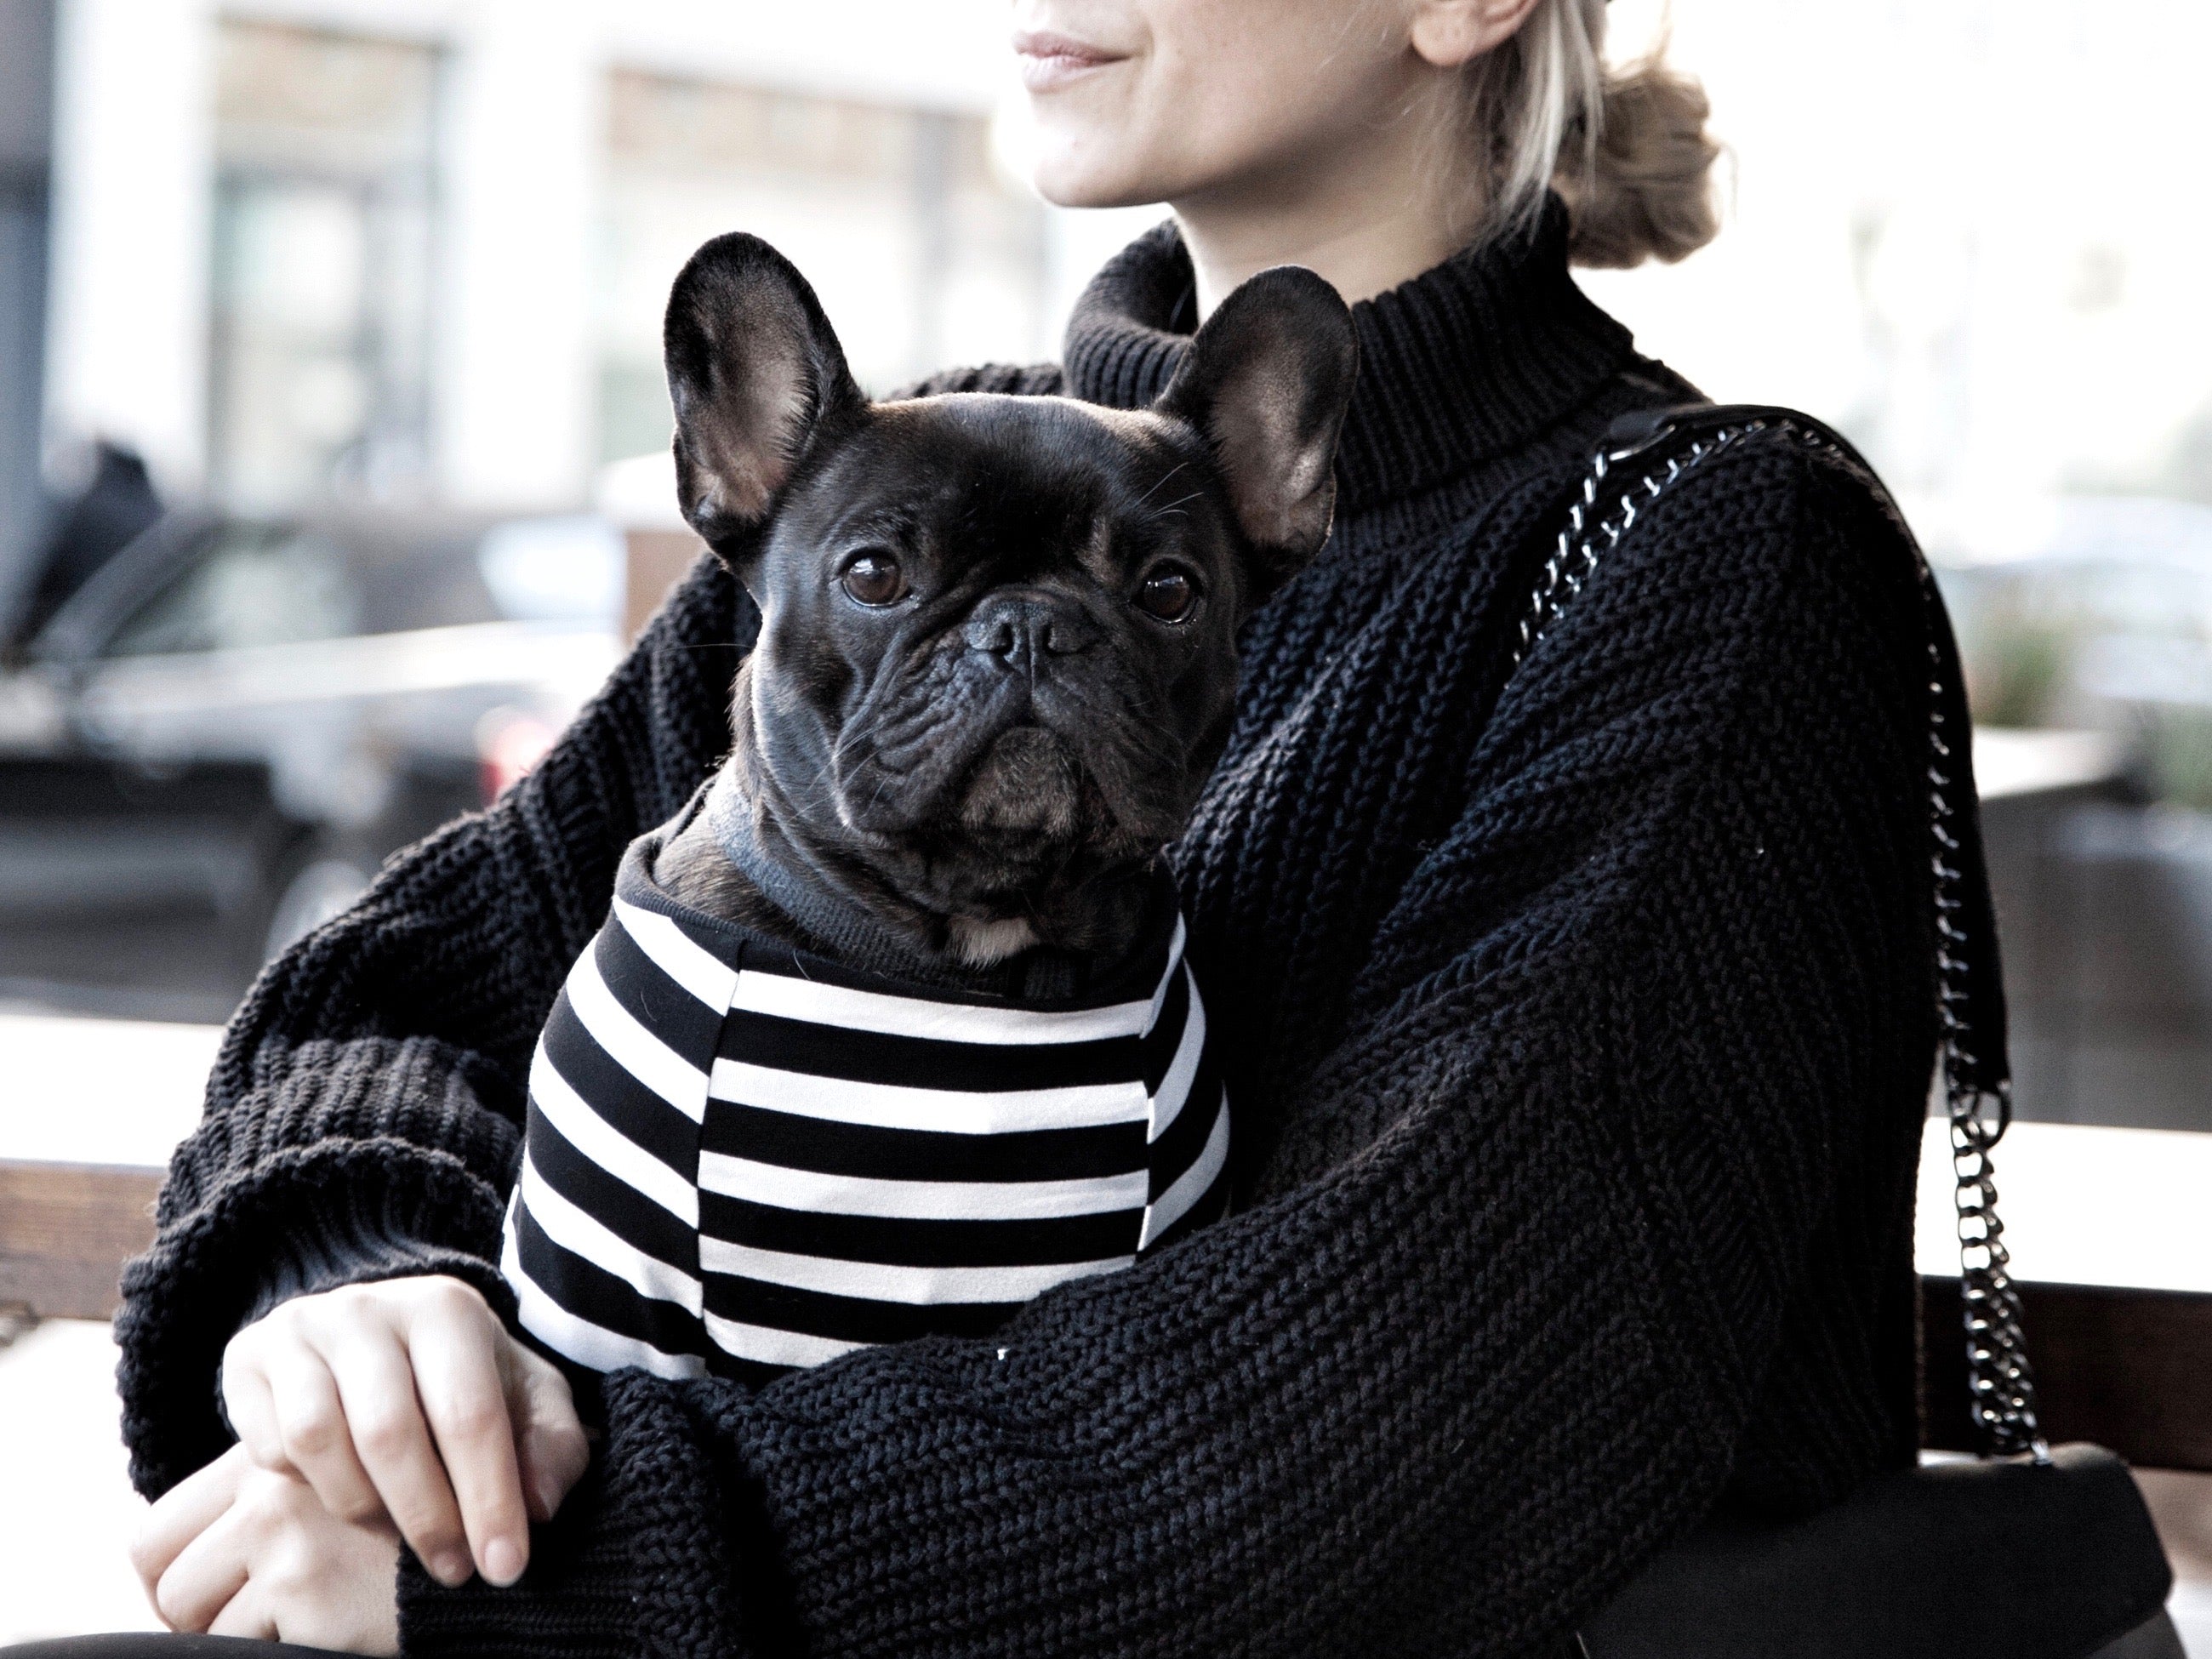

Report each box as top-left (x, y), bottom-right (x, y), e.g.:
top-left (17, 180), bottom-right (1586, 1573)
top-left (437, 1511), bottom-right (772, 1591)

top-left (664, 233), bottom-right (1356, 935)
top-left (754, 402), bottom-right (1239, 872)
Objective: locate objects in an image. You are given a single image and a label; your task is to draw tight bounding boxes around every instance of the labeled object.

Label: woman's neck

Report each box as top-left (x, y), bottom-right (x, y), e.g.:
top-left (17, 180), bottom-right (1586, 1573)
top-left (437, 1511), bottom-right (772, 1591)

top-left (1063, 194), bottom-right (1639, 514)
top-left (1171, 91), bottom-right (1485, 317)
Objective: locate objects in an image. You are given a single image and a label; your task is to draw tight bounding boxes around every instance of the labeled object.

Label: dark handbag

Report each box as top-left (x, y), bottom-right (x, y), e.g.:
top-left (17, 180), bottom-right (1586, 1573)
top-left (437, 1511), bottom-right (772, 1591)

top-left (1514, 407), bottom-right (2185, 1659)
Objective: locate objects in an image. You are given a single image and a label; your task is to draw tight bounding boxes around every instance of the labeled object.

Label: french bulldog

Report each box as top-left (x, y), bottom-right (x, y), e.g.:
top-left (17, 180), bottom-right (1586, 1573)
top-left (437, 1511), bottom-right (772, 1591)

top-left (650, 231), bottom-right (1358, 986)
top-left (495, 235), bottom-right (1360, 1387)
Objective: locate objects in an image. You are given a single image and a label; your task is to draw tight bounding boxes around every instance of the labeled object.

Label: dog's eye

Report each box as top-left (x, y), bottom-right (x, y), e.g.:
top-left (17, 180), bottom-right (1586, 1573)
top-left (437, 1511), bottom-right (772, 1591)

top-left (840, 551), bottom-right (909, 607)
top-left (1134, 563), bottom-right (1198, 623)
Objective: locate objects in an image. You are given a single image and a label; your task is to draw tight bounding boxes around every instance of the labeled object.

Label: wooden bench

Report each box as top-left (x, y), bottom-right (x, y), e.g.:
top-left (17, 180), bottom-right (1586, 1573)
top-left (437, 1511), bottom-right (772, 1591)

top-left (0, 1013), bottom-right (214, 1320)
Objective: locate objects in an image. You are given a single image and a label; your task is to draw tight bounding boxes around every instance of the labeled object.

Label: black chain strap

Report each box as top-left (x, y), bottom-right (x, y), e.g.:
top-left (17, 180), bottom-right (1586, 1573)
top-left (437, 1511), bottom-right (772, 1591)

top-left (1516, 412), bottom-right (2051, 1464)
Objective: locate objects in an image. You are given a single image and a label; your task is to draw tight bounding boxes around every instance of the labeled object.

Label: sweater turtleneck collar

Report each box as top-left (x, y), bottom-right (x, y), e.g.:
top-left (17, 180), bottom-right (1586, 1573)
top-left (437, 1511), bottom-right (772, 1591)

top-left (1062, 196), bottom-right (1635, 513)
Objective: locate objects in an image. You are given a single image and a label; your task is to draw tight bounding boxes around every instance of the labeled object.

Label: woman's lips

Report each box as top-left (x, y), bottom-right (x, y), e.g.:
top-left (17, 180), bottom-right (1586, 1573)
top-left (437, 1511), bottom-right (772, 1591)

top-left (1012, 30), bottom-right (1126, 94)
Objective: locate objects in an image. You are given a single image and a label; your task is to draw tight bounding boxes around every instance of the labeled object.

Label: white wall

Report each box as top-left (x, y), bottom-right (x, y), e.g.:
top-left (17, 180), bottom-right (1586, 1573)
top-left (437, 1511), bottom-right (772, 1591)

top-left (43, 0), bottom-right (215, 495)
top-left (432, 0), bottom-right (601, 508)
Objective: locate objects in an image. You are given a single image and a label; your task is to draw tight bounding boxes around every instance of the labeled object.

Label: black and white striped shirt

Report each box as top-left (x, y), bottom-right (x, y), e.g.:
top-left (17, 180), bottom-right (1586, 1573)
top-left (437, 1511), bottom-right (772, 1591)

top-left (501, 839), bottom-right (1230, 1384)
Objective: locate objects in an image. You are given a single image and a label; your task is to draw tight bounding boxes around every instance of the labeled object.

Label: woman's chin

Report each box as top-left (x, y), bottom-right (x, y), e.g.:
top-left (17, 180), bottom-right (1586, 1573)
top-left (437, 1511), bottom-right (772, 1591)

top-left (1029, 141), bottom-right (1171, 211)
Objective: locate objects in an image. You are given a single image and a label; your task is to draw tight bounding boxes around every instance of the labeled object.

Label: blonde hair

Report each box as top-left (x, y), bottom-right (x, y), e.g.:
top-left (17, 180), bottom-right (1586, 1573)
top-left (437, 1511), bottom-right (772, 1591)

top-left (1455, 0), bottom-right (1721, 267)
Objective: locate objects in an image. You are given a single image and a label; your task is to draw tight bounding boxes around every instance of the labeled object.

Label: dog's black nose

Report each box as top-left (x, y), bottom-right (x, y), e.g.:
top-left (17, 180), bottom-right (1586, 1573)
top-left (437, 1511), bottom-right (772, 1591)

top-left (964, 592), bottom-right (1098, 667)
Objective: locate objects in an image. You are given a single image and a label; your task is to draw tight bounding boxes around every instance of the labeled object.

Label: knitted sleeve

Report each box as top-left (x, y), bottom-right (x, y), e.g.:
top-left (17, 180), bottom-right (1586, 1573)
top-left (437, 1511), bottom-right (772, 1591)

top-left (887, 362), bottom-right (1069, 400)
top-left (114, 553), bottom-right (755, 1497)
top-left (395, 442), bottom-right (1948, 1658)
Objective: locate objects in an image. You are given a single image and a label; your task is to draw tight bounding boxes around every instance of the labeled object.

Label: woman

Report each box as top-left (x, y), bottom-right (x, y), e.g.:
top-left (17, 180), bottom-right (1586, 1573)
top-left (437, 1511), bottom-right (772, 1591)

top-left (117, 0), bottom-right (1958, 1652)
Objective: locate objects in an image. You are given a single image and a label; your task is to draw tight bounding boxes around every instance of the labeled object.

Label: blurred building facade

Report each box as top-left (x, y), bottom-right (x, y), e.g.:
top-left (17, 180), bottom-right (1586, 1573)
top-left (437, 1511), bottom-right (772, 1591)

top-left (20, 2), bottom-right (2212, 541)
top-left (22, 0), bottom-right (1143, 565)
top-left (18, 4), bottom-right (2212, 730)
top-left (0, 0), bottom-right (55, 604)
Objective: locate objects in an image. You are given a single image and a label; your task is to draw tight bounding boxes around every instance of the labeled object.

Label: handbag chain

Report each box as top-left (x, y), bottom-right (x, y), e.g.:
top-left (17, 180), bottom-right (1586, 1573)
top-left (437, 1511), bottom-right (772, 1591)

top-left (1514, 411), bottom-right (2052, 1464)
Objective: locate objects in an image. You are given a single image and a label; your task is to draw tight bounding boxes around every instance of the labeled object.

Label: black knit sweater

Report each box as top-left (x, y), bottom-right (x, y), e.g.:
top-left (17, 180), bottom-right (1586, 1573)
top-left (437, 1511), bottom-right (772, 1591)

top-left (117, 202), bottom-right (1973, 1658)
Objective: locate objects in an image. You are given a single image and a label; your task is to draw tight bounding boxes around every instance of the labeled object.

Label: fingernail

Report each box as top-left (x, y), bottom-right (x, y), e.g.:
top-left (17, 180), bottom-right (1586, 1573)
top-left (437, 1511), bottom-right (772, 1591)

top-left (432, 1549), bottom-right (474, 1588)
top-left (530, 1474), bottom-right (563, 1519)
top-left (483, 1537), bottom-right (526, 1587)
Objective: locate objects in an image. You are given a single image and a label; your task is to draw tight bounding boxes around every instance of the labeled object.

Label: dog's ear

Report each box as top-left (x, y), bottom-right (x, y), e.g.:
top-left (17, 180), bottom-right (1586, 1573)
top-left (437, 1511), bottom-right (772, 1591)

top-left (1154, 265), bottom-right (1358, 607)
top-left (664, 232), bottom-right (864, 562)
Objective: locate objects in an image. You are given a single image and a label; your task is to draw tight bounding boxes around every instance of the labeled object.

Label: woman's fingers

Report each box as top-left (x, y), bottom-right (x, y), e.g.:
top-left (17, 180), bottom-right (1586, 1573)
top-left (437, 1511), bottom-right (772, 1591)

top-left (259, 1337), bottom-right (385, 1525)
top-left (206, 1585), bottom-right (278, 1641)
top-left (218, 1359), bottom-right (286, 1473)
top-left (150, 1500), bottom-right (253, 1633)
top-left (511, 1346), bottom-right (590, 1521)
top-left (322, 1324), bottom-right (475, 1587)
top-left (407, 1286), bottom-right (531, 1584)
top-left (154, 1460), bottom-right (403, 1654)
top-left (208, 1276), bottom-right (562, 1589)
top-left (129, 1443), bottom-right (250, 1601)
top-left (223, 1289), bottom-right (395, 1528)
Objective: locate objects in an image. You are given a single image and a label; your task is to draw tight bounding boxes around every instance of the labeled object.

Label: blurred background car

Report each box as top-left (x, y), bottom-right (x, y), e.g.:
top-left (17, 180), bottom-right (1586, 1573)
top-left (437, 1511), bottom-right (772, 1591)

top-left (0, 466), bottom-right (621, 1018)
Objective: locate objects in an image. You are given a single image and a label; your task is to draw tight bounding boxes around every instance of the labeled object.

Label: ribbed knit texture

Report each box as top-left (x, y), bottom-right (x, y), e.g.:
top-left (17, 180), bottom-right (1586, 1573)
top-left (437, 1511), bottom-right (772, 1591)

top-left (117, 199), bottom-right (1970, 1658)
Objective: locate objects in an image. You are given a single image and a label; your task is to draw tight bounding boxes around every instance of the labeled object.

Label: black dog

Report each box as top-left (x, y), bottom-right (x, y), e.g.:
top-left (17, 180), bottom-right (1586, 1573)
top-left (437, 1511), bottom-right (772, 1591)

top-left (650, 233), bottom-right (1357, 979)
top-left (496, 234), bottom-right (1355, 1383)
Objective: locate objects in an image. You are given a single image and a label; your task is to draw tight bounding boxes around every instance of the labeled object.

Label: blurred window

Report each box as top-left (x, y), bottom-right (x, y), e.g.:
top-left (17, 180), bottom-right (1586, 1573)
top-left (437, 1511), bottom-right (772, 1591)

top-left (103, 527), bottom-right (356, 658)
top-left (596, 72), bottom-right (1045, 463)
top-left (208, 21), bottom-right (439, 510)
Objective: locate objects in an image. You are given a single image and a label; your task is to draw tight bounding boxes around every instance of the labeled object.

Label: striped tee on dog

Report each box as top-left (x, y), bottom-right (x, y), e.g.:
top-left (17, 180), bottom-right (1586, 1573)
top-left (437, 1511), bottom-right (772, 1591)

top-left (500, 839), bottom-right (1230, 1384)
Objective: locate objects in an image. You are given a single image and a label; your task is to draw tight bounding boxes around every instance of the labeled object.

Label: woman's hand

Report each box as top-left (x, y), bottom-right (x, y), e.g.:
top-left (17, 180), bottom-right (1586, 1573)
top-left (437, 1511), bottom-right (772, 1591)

top-left (218, 1274), bottom-right (590, 1588)
top-left (132, 1444), bottom-right (402, 1652)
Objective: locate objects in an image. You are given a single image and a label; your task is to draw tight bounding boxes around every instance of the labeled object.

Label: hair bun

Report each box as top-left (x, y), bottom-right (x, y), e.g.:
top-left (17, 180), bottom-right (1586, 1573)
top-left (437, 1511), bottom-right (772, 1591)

top-left (1560, 55), bottom-right (1722, 268)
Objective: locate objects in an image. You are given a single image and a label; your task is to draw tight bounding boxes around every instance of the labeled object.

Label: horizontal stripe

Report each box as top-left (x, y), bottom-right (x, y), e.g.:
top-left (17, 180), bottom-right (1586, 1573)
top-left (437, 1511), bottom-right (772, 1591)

top-left (710, 1059), bottom-right (1149, 1135)
top-left (698, 1235), bottom-right (1130, 1304)
top-left (612, 896), bottom-right (738, 1010)
top-left (507, 1197), bottom-right (708, 1361)
top-left (530, 1039), bottom-right (698, 1222)
top-left (523, 1098), bottom-right (700, 1270)
top-left (1148, 1040), bottom-right (1225, 1200)
top-left (539, 1000), bottom-right (701, 1172)
top-left (504, 899), bottom-right (1229, 1383)
top-left (700, 1098), bottom-right (1144, 1184)
top-left (728, 967), bottom-right (1162, 1046)
top-left (1137, 1164), bottom-right (1231, 1257)
top-left (505, 1209), bottom-right (707, 1381)
top-left (1142, 915), bottom-right (1189, 1035)
top-left (704, 1273), bottom-right (1020, 1348)
top-left (698, 1151), bottom-right (1150, 1221)
top-left (700, 1191), bottom-right (1143, 1268)
top-left (715, 1009), bottom-right (1138, 1094)
top-left (1140, 1093), bottom-right (1231, 1250)
top-left (1147, 972), bottom-right (1206, 1143)
top-left (593, 917), bottom-right (725, 1062)
top-left (703, 1309), bottom-right (863, 1370)
top-left (1137, 962), bottom-right (1191, 1092)
top-left (506, 1203), bottom-right (703, 1371)
top-left (565, 938), bottom-right (710, 1120)
top-left (517, 1155), bottom-right (700, 1311)
top-left (705, 1350), bottom-right (796, 1388)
